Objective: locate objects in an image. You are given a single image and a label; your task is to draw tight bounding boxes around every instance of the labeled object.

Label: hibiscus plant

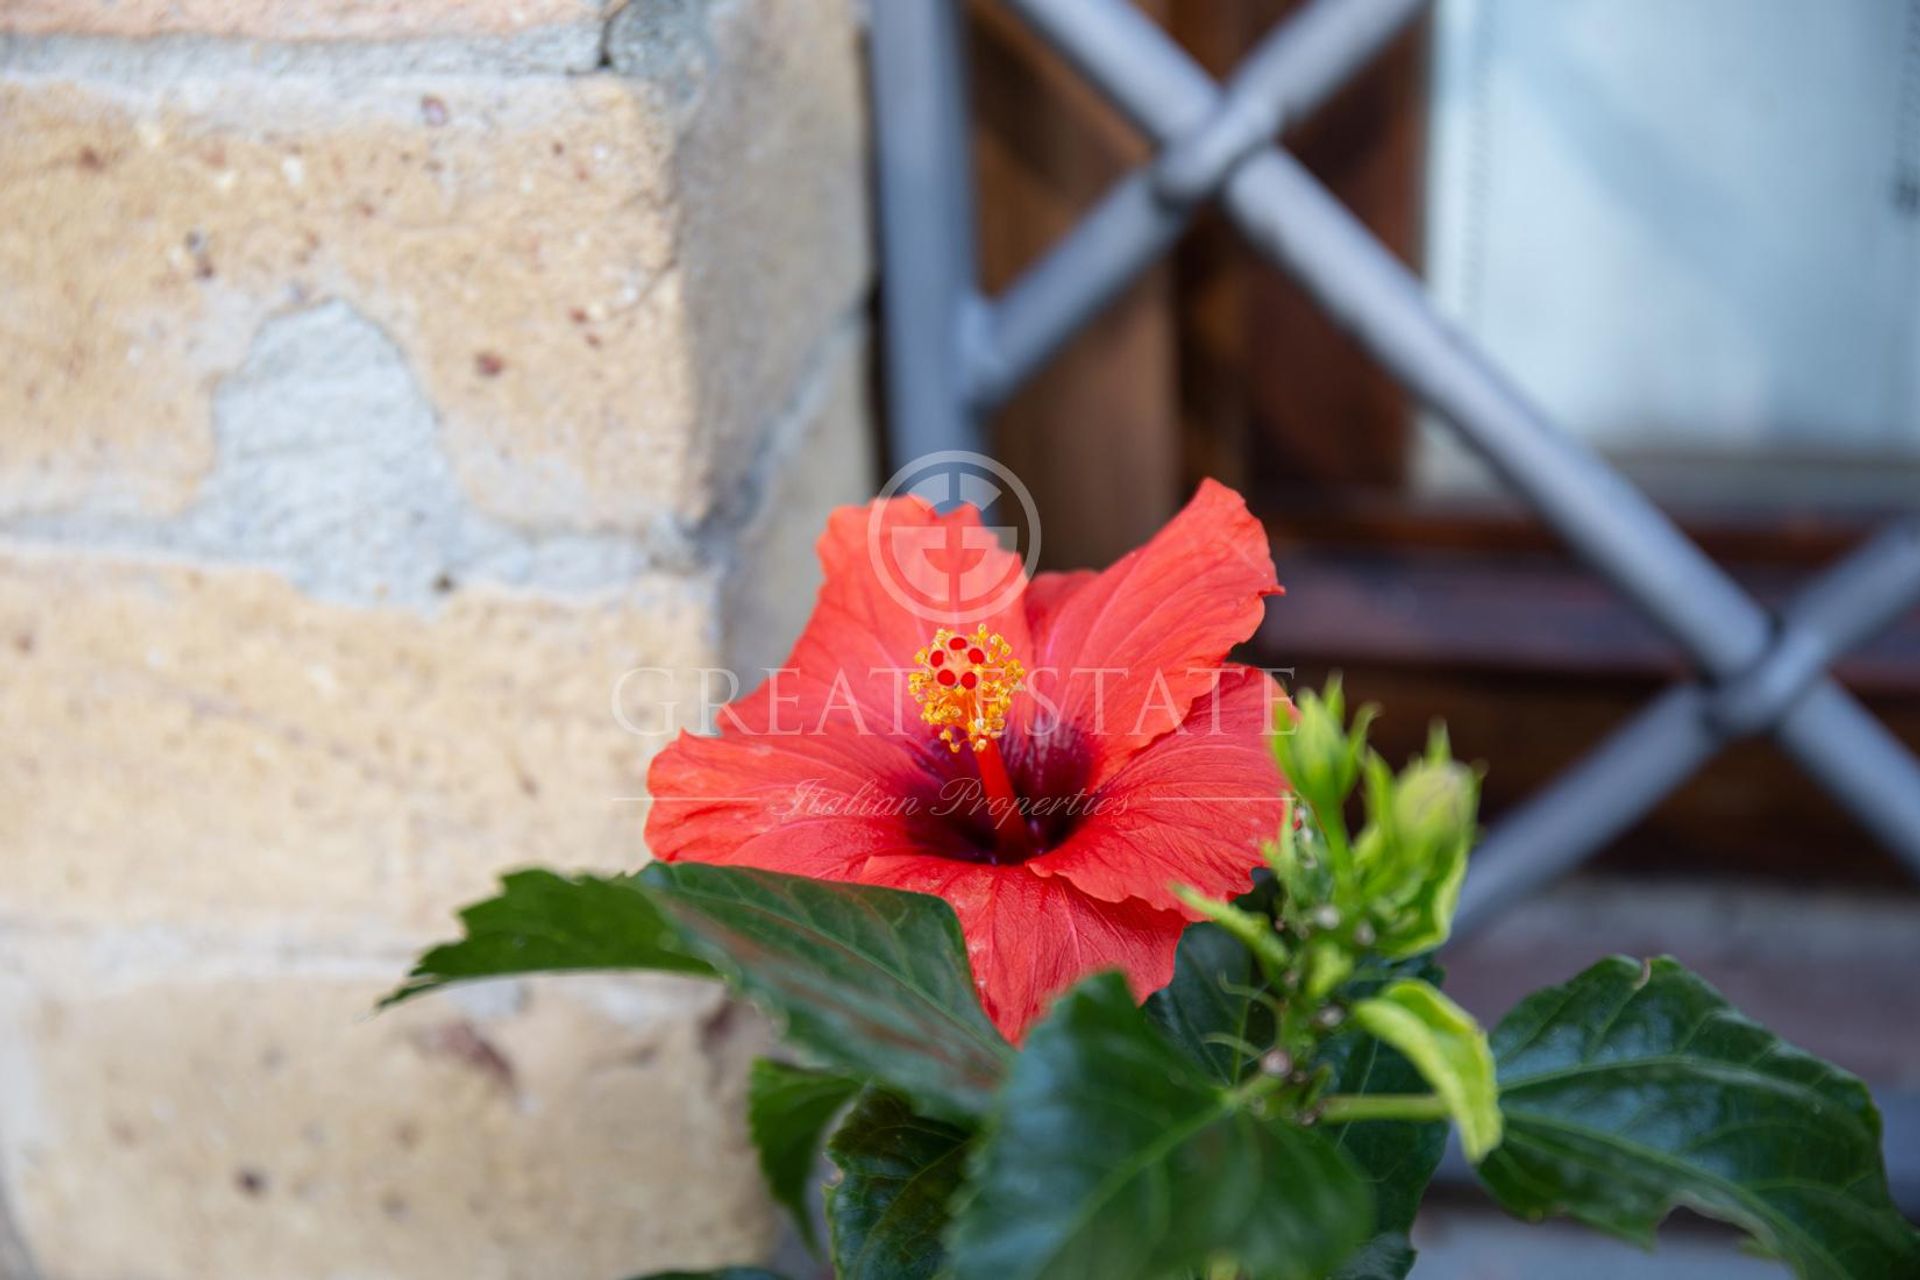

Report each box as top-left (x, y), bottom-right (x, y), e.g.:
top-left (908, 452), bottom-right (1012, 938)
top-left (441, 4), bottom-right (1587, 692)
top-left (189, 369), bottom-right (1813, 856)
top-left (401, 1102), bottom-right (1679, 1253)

top-left (388, 483), bottom-right (1917, 1280)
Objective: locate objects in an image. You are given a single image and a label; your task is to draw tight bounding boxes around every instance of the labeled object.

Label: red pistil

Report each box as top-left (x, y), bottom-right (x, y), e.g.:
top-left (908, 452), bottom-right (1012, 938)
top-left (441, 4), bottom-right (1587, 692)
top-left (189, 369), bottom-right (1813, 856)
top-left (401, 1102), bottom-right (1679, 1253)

top-left (972, 736), bottom-right (1034, 862)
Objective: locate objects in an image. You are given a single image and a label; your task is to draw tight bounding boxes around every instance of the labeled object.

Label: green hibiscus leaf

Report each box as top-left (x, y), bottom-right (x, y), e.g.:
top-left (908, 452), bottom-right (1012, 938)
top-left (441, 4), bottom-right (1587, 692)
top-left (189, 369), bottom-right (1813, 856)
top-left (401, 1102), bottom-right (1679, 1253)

top-left (383, 869), bottom-right (711, 1007)
top-left (949, 972), bottom-right (1373, 1280)
top-left (640, 864), bottom-right (1011, 1123)
top-left (1144, 920), bottom-right (1276, 1086)
top-left (1316, 967), bottom-right (1449, 1280)
top-left (747, 1059), bottom-right (860, 1254)
top-left (629, 1271), bottom-right (787, 1280)
top-left (1350, 978), bottom-right (1501, 1162)
top-left (1481, 956), bottom-right (1920, 1280)
top-left (825, 1089), bottom-right (972, 1280)
top-left (1324, 1234), bottom-right (1418, 1280)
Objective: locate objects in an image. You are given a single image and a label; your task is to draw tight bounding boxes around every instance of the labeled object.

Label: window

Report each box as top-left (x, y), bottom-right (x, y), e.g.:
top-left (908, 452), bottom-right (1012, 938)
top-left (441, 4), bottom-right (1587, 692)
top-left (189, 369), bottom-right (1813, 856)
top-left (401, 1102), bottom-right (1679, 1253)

top-left (1424, 0), bottom-right (1920, 509)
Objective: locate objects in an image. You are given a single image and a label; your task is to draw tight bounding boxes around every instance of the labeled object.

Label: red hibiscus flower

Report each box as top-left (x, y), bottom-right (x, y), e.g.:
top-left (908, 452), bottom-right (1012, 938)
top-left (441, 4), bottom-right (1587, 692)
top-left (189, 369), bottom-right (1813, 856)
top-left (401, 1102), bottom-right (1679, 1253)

top-left (645, 479), bottom-right (1286, 1040)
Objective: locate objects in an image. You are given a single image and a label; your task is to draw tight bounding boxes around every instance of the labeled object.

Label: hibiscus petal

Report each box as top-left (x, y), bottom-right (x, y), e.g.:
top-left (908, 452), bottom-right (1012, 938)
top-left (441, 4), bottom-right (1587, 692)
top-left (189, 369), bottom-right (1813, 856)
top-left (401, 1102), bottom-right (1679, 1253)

top-left (1013, 479), bottom-right (1278, 791)
top-left (798, 497), bottom-right (1033, 728)
top-left (1021, 568), bottom-right (1094, 637)
top-left (862, 855), bottom-right (1188, 1041)
top-left (645, 723), bottom-right (975, 879)
top-left (1029, 664), bottom-right (1287, 915)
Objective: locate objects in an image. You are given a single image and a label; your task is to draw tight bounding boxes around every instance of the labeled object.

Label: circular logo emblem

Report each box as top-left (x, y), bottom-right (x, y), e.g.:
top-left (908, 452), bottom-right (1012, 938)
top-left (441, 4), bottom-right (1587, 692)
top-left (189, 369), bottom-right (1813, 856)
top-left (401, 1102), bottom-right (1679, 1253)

top-left (869, 450), bottom-right (1041, 625)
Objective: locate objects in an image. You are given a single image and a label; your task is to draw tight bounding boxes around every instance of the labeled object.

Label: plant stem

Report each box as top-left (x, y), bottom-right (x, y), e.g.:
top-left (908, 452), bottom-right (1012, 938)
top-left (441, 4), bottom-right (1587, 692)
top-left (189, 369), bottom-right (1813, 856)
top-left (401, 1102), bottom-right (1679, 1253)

top-left (1225, 1070), bottom-right (1287, 1110)
top-left (1316, 1092), bottom-right (1451, 1125)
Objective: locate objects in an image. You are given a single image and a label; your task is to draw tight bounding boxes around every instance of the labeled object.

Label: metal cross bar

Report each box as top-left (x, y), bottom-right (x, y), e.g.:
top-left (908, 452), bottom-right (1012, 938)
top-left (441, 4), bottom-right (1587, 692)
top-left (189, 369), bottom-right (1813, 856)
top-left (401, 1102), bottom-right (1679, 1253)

top-left (870, 0), bottom-right (987, 463)
top-left (966, 0), bottom-right (1427, 408)
top-left (987, 0), bottom-right (1920, 893)
top-left (1706, 520), bottom-right (1920, 738)
top-left (1459, 519), bottom-right (1920, 930)
top-left (1005, 0), bottom-right (1770, 672)
top-left (1153, 0), bottom-right (1431, 202)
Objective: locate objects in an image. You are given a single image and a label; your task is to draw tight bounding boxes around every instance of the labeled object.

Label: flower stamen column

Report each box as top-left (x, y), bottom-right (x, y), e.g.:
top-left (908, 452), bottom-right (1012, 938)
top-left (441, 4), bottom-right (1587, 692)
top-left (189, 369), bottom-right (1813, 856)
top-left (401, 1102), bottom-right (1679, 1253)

top-left (911, 626), bottom-right (1032, 861)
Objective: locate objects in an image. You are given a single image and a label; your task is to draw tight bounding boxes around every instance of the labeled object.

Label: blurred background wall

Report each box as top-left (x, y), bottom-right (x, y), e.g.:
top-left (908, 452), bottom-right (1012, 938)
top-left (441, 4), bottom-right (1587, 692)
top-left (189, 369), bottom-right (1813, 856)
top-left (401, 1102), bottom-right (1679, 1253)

top-left (962, 0), bottom-right (1919, 1269)
top-left (0, 0), bottom-right (872, 1275)
top-left (970, 0), bottom-right (1920, 902)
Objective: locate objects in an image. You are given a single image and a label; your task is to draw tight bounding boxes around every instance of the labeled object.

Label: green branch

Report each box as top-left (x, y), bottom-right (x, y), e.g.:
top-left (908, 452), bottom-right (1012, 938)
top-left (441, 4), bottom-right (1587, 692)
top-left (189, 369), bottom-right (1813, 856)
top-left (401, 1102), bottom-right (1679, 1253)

top-left (1316, 1092), bottom-right (1450, 1125)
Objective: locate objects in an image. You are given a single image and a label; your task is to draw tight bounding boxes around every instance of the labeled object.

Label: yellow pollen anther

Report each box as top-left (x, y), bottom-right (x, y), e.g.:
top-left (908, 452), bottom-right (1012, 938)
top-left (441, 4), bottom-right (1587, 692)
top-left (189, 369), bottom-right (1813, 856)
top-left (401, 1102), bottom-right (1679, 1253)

top-left (908, 625), bottom-right (1025, 753)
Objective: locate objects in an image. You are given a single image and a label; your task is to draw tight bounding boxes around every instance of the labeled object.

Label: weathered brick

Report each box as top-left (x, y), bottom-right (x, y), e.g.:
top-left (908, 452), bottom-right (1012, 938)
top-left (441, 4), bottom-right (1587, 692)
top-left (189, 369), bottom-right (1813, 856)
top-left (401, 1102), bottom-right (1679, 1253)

top-left (0, 0), bottom-right (867, 531)
top-left (0, 2), bottom-right (874, 1272)
top-left (0, 314), bottom-right (869, 934)
top-left (617, 0), bottom-right (873, 520)
top-left (0, 0), bottom-right (612, 44)
top-left (723, 321), bottom-right (875, 675)
top-left (0, 944), bottom-right (776, 1280)
top-left (0, 325), bottom-right (868, 1277)
top-left (0, 546), bottom-right (718, 938)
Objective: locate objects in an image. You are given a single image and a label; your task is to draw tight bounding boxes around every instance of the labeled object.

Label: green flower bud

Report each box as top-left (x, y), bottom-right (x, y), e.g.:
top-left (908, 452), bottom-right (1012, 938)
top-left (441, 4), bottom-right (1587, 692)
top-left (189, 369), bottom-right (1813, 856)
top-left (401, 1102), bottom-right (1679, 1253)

top-left (1391, 758), bottom-right (1476, 858)
top-left (1271, 680), bottom-right (1376, 847)
top-left (1354, 731), bottom-right (1481, 958)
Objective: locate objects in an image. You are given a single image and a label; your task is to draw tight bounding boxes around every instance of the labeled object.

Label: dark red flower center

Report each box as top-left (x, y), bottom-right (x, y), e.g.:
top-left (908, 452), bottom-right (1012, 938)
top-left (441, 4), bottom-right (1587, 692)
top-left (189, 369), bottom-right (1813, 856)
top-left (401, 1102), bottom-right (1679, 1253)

top-left (910, 626), bottom-right (1049, 862)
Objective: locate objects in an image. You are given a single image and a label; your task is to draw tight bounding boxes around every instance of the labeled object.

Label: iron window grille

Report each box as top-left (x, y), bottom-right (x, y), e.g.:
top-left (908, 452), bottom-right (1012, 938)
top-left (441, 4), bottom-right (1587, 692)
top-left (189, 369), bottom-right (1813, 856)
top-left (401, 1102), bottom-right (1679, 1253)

top-left (867, 0), bottom-right (1920, 1209)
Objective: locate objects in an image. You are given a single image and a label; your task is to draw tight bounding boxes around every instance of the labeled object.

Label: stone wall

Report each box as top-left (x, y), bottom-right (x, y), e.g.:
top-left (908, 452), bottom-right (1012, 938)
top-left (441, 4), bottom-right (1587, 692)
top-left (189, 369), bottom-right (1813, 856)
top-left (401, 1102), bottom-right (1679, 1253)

top-left (0, 1), bottom-right (874, 1275)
